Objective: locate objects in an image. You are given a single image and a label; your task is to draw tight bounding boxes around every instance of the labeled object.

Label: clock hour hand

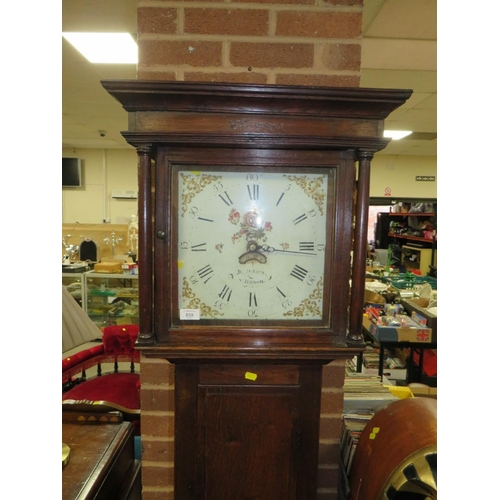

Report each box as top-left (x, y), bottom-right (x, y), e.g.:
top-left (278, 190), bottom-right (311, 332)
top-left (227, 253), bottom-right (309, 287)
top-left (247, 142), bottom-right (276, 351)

top-left (258, 244), bottom-right (317, 256)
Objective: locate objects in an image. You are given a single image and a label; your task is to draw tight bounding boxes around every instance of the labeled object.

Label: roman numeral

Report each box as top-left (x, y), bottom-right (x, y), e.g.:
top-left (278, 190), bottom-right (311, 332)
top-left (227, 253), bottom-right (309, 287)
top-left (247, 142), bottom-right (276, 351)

top-left (249, 292), bottom-right (258, 307)
top-left (247, 184), bottom-right (259, 200)
top-left (191, 243), bottom-right (207, 252)
top-left (218, 285), bottom-right (232, 302)
top-left (198, 217), bottom-right (214, 222)
top-left (197, 264), bottom-right (214, 283)
top-left (293, 213), bottom-right (307, 225)
top-left (218, 191), bottom-right (233, 206)
top-left (276, 287), bottom-right (286, 298)
top-left (290, 265), bottom-right (308, 281)
top-left (276, 192), bottom-right (285, 206)
top-left (299, 242), bottom-right (315, 252)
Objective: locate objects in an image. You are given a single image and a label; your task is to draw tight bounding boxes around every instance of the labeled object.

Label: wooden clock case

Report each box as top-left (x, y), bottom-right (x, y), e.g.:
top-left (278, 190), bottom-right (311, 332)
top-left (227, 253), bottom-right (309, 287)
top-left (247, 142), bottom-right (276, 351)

top-left (102, 81), bottom-right (411, 499)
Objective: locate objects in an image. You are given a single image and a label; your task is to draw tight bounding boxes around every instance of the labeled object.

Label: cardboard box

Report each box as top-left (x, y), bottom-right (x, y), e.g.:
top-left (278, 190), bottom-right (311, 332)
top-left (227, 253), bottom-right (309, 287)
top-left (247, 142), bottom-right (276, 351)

top-left (362, 365), bottom-right (408, 381)
top-left (401, 298), bottom-right (437, 342)
top-left (408, 385), bottom-right (437, 399)
top-left (121, 262), bottom-right (138, 274)
top-left (362, 316), bottom-right (433, 343)
top-left (93, 261), bottom-right (123, 274)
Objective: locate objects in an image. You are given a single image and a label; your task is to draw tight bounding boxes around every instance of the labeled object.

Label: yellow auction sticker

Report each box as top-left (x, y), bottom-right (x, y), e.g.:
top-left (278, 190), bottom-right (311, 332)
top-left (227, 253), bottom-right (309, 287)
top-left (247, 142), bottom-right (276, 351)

top-left (245, 372), bottom-right (257, 381)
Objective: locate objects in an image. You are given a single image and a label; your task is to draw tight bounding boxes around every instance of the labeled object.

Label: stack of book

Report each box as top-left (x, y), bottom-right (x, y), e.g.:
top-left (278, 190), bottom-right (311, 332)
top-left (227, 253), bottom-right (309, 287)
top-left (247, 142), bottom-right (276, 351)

top-left (362, 345), bottom-right (406, 371)
top-left (339, 373), bottom-right (400, 500)
top-left (345, 356), bottom-right (358, 375)
top-left (343, 373), bottom-right (399, 412)
top-left (361, 345), bottom-right (381, 370)
top-left (339, 410), bottom-right (374, 499)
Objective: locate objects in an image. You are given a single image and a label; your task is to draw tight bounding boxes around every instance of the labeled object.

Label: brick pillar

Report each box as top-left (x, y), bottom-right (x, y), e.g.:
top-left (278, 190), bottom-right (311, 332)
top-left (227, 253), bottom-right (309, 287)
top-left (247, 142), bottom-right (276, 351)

top-left (140, 357), bottom-right (175, 500)
top-left (136, 2), bottom-right (363, 498)
top-left (136, 0), bottom-right (362, 86)
top-left (318, 360), bottom-right (347, 500)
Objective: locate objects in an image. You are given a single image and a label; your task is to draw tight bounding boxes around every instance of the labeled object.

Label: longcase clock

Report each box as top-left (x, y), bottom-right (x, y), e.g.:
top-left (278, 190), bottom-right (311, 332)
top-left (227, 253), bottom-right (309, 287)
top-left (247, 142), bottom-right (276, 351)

top-left (103, 81), bottom-right (411, 499)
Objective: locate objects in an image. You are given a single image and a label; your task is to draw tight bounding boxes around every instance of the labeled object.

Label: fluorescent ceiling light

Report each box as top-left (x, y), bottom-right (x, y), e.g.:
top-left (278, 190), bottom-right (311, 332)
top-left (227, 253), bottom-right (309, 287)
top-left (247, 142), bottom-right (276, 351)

top-left (63, 33), bottom-right (137, 63)
top-left (384, 130), bottom-right (412, 140)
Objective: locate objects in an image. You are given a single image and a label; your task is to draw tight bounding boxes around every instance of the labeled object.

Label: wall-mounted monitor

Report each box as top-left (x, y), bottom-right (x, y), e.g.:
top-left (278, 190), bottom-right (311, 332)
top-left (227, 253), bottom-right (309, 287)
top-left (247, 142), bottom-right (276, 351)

top-left (62, 158), bottom-right (82, 188)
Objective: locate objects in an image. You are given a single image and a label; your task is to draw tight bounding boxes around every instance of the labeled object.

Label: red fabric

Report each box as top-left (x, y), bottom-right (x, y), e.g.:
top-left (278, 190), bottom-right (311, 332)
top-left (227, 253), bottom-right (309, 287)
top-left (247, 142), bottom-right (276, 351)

top-left (63, 326), bottom-right (140, 409)
top-left (62, 344), bottom-right (104, 372)
top-left (412, 349), bottom-right (437, 377)
top-left (102, 325), bottom-right (139, 355)
top-left (62, 373), bottom-right (141, 410)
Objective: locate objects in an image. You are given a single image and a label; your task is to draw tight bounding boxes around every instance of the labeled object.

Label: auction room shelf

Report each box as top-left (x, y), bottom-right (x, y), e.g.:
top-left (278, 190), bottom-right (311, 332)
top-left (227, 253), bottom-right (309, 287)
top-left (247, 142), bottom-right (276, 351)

top-left (85, 272), bottom-right (139, 329)
top-left (387, 233), bottom-right (434, 244)
top-left (388, 213), bottom-right (435, 217)
top-left (387, 207), bottom-right (437, 273)
top-left (62, 271), bottom-right (139, 329)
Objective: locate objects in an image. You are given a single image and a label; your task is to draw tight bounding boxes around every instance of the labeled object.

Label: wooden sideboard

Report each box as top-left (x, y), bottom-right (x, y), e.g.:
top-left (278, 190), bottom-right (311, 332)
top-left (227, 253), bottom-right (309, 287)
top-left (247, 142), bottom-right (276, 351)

top-left (62, 420), bottom-right (141, 500)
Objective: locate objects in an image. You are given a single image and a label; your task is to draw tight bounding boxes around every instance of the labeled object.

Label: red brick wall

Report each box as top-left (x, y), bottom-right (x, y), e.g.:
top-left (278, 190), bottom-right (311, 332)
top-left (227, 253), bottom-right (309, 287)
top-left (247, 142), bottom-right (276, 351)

top-left (137, 0), bottom-right (362, 86)
top-left (318, 360), bottom-right (347, 500)
top-left (137, 2), bottom-right (362, 498)
top-left (140, 357), bottom-right (175, 500)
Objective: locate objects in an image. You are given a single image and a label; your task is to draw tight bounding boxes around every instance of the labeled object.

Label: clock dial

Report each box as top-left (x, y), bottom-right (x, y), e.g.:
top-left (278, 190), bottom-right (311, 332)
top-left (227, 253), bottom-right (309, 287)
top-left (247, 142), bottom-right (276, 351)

top-left (177, 168), bottom-right (329, 321)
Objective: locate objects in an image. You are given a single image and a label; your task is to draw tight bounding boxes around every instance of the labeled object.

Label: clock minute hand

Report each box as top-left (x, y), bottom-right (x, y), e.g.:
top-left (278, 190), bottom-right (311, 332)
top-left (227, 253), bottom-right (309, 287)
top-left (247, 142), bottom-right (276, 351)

top-left (258, 244), bottom-right (317, 256)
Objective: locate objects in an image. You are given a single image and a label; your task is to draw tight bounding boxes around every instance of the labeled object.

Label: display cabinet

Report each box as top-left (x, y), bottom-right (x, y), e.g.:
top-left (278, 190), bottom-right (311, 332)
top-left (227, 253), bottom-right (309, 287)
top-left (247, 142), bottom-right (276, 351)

top-left (62, 272), bottom-right (87, 309)
top-left (84, 272), bottom-right (139, 329)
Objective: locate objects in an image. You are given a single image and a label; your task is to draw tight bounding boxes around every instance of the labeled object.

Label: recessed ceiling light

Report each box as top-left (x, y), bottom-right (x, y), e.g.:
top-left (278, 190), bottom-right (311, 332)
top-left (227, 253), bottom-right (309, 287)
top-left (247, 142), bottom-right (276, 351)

top-left (384, 130), bottom-right (412, 140)
top-left (63, 33), bottom-right (137, 64)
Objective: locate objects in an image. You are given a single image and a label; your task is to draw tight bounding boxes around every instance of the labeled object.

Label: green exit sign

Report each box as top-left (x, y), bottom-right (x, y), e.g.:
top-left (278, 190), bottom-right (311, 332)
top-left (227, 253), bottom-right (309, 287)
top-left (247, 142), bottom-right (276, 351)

top-left (415, 176), bottom-right (435, 181)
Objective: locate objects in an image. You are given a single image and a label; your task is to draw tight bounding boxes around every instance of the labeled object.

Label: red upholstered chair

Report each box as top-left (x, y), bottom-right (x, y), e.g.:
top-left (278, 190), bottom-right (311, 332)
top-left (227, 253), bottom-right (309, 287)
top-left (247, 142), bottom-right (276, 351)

top-left (62, 324), bottom-right (141, 433)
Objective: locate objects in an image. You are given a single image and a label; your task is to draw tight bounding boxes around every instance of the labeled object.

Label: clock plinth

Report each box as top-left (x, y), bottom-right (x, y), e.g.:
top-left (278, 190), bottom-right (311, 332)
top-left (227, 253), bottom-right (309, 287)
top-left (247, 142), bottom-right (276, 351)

top-left (103, 81), bottom-right (411, 499)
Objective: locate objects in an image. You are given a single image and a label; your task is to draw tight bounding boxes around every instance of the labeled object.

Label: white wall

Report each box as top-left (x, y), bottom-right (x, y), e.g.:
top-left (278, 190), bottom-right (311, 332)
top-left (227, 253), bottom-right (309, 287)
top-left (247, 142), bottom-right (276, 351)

top-left (62, 147), bottom-right (138, 224)
top-left (62, 148), bottom-right (437, 224)
top-left (370, 154), bottom-right (437, 199)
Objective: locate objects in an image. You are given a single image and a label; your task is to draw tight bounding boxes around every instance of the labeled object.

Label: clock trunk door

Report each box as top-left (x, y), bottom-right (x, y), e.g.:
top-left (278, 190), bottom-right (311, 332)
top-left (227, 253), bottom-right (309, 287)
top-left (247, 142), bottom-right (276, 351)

top-left (201, 386), bottom-right (299, 500)
top-left (175, 364), bottom-right (322, 500)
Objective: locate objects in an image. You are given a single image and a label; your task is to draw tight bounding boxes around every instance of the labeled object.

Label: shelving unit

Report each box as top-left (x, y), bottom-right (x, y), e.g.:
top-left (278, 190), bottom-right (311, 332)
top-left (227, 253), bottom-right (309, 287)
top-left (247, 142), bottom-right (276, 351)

top-left (401, 245), bottom-right (436, 274)
top-left (387, 212), bottom-right (436, 243)
top-left (386, 209), bottom-right (437, 274)
top-left (85, 272), bottom-right (139, 329)
top-left (62, 272), bottom-right (87, 308)
top-left (62, 271), bottom-right (139, 329)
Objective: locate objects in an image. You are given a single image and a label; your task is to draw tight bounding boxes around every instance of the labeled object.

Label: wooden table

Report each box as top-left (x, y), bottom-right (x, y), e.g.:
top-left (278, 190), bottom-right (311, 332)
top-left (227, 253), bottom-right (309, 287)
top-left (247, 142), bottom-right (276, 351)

top-left (62, 420), bottom-right (141, 500)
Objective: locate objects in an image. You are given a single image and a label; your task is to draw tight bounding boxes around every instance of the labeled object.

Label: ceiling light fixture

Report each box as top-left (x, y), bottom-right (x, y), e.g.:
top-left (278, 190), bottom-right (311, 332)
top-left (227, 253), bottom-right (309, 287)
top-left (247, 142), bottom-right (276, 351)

top-left (63, 33), bottom-right (137, 64)
top-left (384, 130), bottom-right (412, 140)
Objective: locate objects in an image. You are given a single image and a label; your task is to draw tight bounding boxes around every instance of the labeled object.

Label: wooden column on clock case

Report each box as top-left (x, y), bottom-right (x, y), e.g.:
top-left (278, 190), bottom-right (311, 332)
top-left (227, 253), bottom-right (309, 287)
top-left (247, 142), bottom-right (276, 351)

top-left (136, 144), bottom-right (154, 343)
top-left (102, 81), bottom-right (411, 499)
top-left (349, 150), bottom-right (373, 343)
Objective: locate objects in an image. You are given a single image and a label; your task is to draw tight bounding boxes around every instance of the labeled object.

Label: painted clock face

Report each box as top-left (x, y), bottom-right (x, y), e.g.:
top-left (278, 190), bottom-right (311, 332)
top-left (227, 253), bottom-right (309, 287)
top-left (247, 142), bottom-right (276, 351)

top-left (176, 167), bottom-right (330, 321)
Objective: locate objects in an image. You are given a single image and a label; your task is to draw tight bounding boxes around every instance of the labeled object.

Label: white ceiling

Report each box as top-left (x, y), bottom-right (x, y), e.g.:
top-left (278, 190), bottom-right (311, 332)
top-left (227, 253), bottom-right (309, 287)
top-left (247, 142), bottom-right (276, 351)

top-left (62, 0), bottom-right (437, 156)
